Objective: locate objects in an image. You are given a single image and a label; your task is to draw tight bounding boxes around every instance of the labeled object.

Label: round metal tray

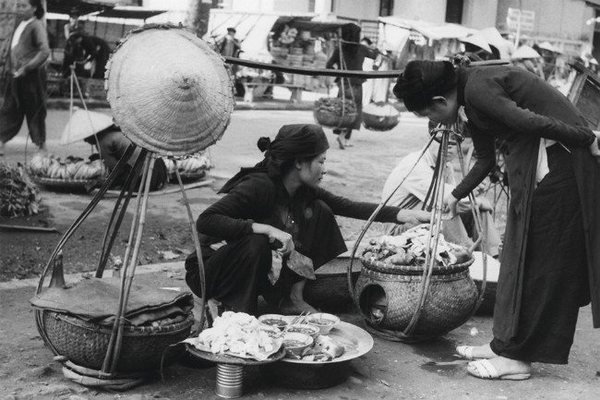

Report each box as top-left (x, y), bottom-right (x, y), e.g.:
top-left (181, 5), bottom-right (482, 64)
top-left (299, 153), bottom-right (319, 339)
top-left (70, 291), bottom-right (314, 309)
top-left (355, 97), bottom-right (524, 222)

top-left (280, 320), bottom-right (373, 365)
top-left (185, 345), bottom-right (285, 366)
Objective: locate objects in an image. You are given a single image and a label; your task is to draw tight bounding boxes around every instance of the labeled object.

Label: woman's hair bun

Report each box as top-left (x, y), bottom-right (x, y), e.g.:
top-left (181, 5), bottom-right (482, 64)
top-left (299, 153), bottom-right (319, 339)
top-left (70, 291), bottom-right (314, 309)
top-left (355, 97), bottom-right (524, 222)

top-left (257, 136), bottom-right (271, 152)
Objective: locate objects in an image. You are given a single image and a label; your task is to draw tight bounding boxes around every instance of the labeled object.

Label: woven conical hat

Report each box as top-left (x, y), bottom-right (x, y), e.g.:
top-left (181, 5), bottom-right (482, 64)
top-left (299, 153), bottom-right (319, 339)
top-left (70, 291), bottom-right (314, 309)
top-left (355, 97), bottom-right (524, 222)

top-left (106, 25), bottom-right (234, 156)
top-left (60, 108), bottom-right (115, 144)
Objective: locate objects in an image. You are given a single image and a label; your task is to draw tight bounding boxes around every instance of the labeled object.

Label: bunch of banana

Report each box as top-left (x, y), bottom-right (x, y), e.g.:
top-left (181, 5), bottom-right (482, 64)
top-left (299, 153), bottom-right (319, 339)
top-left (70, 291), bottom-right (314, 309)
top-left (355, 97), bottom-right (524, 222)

top-left (46, 161), bottom-right (70, 180)
top-left (178, 155), bottom-right (211, 173)
top-left (73, 160), bottom-right (105, 180)
top-left (28, 153), bottom-right (54, 176)
top-left (164, 154), bottom-right (211, 176)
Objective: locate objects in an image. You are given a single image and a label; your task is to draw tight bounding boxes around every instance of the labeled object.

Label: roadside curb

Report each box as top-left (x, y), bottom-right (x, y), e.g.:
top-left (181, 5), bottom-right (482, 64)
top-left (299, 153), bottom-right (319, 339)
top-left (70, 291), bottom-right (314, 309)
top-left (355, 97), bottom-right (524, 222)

top-left (0, 261), bottom-right (184, 290)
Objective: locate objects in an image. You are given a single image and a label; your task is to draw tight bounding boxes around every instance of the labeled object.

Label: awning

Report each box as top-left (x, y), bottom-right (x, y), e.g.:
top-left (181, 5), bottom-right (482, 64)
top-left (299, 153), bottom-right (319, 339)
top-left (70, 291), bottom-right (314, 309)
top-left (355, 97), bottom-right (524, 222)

top-left (96, 6), bottom-right (166, 20)
top-left (378, 17), bottom-right (474, 40)
top-left (46, 0), bottom-right (118, 16)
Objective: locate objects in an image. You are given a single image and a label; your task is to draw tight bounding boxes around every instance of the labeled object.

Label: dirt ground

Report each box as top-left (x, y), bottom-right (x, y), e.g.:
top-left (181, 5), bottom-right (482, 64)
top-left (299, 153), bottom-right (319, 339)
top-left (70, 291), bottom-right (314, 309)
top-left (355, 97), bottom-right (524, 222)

top-left (1, 110), bottom-right (598, 399)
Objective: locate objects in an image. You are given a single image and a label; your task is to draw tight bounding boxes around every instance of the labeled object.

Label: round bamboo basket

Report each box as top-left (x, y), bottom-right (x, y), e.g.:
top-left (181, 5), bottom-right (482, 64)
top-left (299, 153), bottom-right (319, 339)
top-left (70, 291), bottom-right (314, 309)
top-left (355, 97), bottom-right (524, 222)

top-left (41, 311), bottom-right (194, 372)
top-left (354, 257), bottom-right (478, 339)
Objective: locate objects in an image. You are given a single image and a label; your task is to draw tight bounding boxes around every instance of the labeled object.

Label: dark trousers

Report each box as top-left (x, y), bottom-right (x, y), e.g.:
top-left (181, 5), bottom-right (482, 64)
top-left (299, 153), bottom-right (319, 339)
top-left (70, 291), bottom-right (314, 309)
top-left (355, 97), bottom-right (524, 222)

top-left (335, 81), bottom-right (363, 139)
top-left (185, 200), bottom-right (347, 314)
top-left (490, 145), bottom-right (590, 364)
top-left (0, 69), bottom-right (47, 147)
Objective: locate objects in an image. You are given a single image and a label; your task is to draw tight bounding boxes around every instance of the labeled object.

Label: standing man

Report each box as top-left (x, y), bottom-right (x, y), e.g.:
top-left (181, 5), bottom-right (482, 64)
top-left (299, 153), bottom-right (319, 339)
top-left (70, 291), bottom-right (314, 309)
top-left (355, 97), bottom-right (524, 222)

top-left (218, 27), bottom-right (241, 58)
top-left (0, 0), bottom-right (49, 156)
top-left (217, 27), bottom-right (243, 97)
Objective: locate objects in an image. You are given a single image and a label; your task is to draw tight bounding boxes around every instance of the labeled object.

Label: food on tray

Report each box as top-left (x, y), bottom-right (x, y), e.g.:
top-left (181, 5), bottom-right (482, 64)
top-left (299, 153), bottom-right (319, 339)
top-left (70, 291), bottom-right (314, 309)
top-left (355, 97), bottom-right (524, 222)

top-left (185, 311), bottom-right (283, 361)
top-left (28, 153), bottom-right (106, 180)
top-left (292, 335), bottom-right (346, 362)
top-left (362, 224), bottom-right (470, 267)
top-left (287, 323), bottom-right (320, 340)
top-left (307, 312), bottom-right (340, 335)
top-left (258, 314), bottom-right (288, 330)
top-left (164, 153), bottom-right (211, 176)
top-left (282, 332), bottom-right (314, 358)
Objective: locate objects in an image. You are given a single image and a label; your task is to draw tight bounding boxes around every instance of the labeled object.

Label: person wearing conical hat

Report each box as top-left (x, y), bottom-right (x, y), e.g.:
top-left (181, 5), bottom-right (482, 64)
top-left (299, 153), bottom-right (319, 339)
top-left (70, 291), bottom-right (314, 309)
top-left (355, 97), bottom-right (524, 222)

top-left (393, 60), bottom-right (600, 380)
top-left (184, 124), bottom-right (430, 317)
top-left (61, 109), bottom-right (167, 191)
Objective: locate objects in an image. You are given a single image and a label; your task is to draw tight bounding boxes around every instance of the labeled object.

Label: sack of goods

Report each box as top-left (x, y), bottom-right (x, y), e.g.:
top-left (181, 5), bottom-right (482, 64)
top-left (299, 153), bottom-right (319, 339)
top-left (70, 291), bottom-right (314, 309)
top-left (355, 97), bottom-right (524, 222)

top-left (28, 153), bottom-right (106, 181)
top-left (163, 152), bottom-right (212, 181)
top-left (362, 224), bottom-right (471, 268)
top-left (313, 97), bottom-right (357, 129)
top-left (362, 102), bottom-right (400, 132)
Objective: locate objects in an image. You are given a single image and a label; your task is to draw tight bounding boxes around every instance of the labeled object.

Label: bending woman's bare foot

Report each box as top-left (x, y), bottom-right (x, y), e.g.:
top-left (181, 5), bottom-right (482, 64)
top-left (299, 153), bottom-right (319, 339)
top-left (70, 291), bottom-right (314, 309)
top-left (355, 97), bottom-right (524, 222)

top-left (456, 343), bottom-right (496, 360)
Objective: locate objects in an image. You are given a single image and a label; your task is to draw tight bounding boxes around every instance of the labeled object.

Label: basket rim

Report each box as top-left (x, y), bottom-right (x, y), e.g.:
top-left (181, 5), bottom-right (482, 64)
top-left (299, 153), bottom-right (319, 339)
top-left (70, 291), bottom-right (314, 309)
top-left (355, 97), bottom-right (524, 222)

top-left (31, 176), bottom-right (101, 184)
top-left (360, 255), bottom-right (474, 275)
top-left (42, 310), bottom-right (194, 336)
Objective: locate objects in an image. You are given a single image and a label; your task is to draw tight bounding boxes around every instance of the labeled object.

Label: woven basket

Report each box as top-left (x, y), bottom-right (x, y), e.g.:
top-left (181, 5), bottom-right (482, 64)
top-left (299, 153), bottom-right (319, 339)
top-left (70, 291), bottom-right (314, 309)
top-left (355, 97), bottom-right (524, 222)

top-left (354, 257), bottom-right (478, 338)
top-left (32, 176), bottom-right (101, 191)
top-left (313, 98), bottom-right (358, 129)
top-left (83, 78), bottom-right (106, 100)
top-left (41, 311), bottom-right (194, 372)
top-left (362, 103), bottom-right (400, 132)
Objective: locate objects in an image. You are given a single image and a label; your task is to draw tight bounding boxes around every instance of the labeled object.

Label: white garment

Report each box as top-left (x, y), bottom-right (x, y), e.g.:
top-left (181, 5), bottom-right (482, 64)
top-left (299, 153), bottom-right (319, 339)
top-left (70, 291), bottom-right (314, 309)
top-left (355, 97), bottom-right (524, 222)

top-left (11, 18), bottom-right (34, 49)
top-left (381, 150), bottom-right (454, 207)
top-left (535, 139), bottom-right (570, 185)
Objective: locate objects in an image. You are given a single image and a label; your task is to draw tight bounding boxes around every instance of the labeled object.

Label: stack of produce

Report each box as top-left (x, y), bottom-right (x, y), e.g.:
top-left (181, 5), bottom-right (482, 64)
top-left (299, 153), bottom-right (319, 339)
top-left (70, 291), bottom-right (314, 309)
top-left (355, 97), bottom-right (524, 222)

top-left (28, 153), bottom-right (106, 181)
top-left (362, 224), bottom-right (471, 267)
top-left (362, 102), bottom-right (400, 131)
top-left (0, 161), bottom-right (40, 217)
top-left (313, 97), bottom-right (357, 129)
top-left (163, 153), bottom-right (211, 181)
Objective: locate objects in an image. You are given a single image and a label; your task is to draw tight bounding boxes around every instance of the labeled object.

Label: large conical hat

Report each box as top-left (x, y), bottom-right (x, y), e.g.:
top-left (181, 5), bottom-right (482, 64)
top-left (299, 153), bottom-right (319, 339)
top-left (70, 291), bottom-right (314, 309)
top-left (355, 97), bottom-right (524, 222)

top-left (106, 24), bottom-right (234, 156)
top-left (60, 108), bottom-right (115, 144)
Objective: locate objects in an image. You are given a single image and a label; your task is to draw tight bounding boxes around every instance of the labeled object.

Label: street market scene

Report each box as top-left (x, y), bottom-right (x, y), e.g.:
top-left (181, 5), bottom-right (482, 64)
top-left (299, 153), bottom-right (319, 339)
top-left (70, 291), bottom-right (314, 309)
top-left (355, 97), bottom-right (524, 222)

top-left (1, 0), bottom-right (600, 399)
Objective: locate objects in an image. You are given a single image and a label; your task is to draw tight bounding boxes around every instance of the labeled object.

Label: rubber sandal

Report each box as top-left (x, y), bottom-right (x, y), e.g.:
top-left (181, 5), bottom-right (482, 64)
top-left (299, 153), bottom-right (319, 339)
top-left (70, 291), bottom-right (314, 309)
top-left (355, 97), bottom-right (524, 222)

top-left (456, 345), bottom-right (493, 360)
top-left (467, 359), bottom-right (531, 381)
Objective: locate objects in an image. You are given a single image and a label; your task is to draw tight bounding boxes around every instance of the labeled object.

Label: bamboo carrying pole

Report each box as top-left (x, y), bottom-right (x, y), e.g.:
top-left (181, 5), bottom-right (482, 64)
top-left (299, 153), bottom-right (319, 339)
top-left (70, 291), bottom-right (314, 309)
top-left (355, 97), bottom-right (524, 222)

top-left (174, 161), bottom-right (207, 330)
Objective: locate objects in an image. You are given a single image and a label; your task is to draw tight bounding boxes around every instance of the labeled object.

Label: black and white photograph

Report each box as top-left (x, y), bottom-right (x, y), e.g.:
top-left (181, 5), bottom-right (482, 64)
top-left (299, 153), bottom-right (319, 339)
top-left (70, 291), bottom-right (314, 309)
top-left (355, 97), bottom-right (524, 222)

top-left (0, 0), bottom-right (599, 399)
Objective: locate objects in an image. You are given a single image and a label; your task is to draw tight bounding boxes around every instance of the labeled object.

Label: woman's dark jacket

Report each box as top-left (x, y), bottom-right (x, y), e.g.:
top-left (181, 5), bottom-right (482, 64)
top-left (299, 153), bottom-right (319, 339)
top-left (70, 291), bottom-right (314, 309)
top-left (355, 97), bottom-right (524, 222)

top-left (451, 65), bottom-right (600, 340)
top-left (197, 172), bottom-right (400, 268)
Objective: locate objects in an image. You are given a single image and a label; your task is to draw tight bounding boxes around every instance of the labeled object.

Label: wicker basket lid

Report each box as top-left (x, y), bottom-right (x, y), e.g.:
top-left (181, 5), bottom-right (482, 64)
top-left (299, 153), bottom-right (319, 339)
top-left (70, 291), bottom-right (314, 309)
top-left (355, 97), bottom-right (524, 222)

top-left (106, 24), bottom-right (234, 156)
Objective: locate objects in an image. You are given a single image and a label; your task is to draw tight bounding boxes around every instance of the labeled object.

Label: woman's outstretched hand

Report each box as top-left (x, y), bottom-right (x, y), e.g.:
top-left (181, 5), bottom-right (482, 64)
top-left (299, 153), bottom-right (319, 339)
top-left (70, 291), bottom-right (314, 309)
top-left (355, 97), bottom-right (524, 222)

top-left (443, 191), bottom-right (460, 218)
top-left (252, 223), bottom-right (294, 255)
top-left (396, 209), bottom-right (430, 226)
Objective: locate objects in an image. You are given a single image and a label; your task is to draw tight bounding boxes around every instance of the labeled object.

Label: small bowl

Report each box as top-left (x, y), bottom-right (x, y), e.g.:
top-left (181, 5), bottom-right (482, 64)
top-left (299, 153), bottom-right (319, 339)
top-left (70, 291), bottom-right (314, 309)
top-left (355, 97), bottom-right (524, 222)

top-left (258, 314), bottom-right (288, 330)
top-left (307, 313), bottom-right (340, 335)
top-left (282, 332), bottom-right (313, 358)
top-left (287, 323), bottom-right (320, 340)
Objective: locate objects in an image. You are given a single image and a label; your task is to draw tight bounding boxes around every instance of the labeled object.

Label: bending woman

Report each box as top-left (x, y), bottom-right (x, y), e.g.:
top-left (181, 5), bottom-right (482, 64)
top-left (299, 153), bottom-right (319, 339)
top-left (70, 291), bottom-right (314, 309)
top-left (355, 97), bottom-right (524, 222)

top-left (393, 60), bottom-right (600, 380)
top-left (185, 124), bottom-right (429, 316)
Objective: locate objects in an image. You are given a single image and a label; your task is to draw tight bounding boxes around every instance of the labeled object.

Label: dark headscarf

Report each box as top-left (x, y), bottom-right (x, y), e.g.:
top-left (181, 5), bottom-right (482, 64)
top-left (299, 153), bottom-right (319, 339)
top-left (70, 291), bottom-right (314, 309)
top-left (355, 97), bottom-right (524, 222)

top-left (219, 124), bottom-right (329, 193)
top-left (393, 60), bottom-right (457, 112)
